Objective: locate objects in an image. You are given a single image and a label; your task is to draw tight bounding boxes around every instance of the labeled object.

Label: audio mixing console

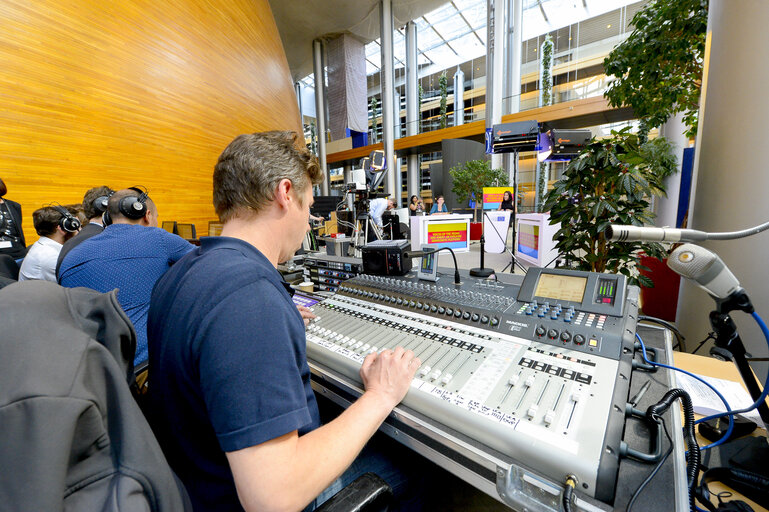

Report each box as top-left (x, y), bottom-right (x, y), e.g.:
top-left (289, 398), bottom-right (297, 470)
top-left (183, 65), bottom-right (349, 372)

top-left (305, 268), bottom-right (640, 508)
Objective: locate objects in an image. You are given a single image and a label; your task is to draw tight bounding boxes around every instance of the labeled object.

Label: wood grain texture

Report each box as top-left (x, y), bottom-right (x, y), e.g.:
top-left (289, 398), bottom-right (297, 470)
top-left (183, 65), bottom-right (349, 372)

top-left (0, 0), bottom-right (301, 242)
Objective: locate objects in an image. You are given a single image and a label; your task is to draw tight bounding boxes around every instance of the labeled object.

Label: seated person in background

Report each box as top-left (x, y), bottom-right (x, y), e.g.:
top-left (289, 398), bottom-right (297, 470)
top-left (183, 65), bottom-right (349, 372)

top-left (429, 194), bottom-right (449, 215)
top-left (58, 188), bottom-right (194, 365)
top-left (499, 190), bottom-right (515, 211)
top-left (146, 131), bottom-right (421, 511)
top-left (19, 205), bottom-right (80, 282)
top-left (369, 196), bottom-right (394, 227)
top-left (56, 185), bottom-right (114, 279)
top-left (0, 177), bottom-right (27, 259)
top-left (408, 195), bottom-right (425, 215)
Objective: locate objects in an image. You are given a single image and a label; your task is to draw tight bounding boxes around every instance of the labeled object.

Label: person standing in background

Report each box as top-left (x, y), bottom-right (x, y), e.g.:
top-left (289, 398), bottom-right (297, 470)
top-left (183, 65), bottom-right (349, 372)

top-left (0, 178), bottom-right (27, 260)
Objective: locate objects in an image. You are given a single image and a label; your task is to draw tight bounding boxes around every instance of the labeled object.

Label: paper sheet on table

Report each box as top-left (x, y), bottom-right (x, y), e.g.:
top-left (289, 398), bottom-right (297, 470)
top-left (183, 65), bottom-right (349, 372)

top-left (675, 372), bottom-right (763, 425)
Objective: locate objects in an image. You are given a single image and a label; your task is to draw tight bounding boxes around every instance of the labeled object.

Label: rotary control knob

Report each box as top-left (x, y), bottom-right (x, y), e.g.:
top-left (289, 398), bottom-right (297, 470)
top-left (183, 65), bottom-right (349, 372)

top-left (547, 329), bottom-right (559, 339)
top-left (490, 317), bottom-right (499, 326)
top-left (423, 304), bottom-right (430, 311)
top-left (438, 307), bottom-right (446, 314)
top-left (535, 326), bottom-right (546, 337)
top-left (471, 313), bottom-right (480, 322)
top-left (573, 334), bottom-right (586, 345)
top-left (560, 331), bottom-right (572, 343)
top-left (481, 315), bottom-right (489, 323)
top-left (446, 308), bottom-right (453, 316)
top-left (462, 311), bottom-right (471, 320)
top-left (454, 309), bottom-right (462, 318)
top-left (431, 305), bottom-right (438, 312)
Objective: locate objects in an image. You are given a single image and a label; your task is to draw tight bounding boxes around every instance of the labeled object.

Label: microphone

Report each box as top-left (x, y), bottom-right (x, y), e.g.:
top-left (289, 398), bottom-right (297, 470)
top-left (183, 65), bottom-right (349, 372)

top-left (606, 225), bottom-right (708, 243)
top-left (667, 244), bottom-right (741, 300)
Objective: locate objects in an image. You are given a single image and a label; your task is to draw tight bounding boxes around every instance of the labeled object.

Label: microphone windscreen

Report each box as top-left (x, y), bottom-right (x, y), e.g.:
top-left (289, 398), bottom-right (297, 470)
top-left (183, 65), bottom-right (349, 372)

top-left (667, 244), bottom-right (716, 280)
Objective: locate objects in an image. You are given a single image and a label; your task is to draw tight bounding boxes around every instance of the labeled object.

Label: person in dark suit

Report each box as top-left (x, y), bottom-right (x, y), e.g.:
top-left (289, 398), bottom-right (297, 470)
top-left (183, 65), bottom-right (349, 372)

top-left (0, 177), bottom-right (27, 260)
top-left (56, 186), bottom-right (114, 280)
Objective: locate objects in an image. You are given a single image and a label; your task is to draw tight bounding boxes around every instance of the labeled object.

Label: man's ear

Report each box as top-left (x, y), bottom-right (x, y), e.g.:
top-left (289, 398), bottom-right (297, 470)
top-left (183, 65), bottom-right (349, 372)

top-left (274, 179), bottom-right (293, 209)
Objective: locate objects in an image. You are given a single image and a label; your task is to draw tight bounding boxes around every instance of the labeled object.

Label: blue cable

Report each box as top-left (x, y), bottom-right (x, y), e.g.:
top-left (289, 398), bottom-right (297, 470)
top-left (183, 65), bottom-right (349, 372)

top-left (635, 333), bottom-right (734, 450)
top-left (695, 311), bottom-right (769, 426)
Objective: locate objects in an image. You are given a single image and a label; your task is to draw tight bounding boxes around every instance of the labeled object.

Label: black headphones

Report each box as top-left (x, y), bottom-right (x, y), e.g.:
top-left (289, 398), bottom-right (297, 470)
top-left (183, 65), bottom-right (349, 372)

top-left (92, 192), bottom-right (113, 215)
top-left (118, 187), bottom-right (149, 220)
top-left (51, 204), bottom-right (81, 233)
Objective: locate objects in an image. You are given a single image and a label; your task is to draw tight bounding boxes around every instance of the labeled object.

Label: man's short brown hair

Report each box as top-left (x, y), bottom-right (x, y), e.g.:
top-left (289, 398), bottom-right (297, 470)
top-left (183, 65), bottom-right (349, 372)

top-left (82, 186), bottom-right (115, 220)
top-left (32, 206), bottom-right (77, 237)
top-left (213, 131), bottom-right (323, 222)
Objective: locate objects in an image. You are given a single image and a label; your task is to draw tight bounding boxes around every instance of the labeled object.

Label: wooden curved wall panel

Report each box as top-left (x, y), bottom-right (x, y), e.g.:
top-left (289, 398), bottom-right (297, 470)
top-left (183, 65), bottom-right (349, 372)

top-left (0, 0), bottom-right (301, 242)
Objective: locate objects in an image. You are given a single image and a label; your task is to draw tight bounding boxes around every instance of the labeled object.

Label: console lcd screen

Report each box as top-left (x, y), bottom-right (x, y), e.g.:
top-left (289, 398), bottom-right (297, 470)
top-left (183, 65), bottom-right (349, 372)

top-left (292, 292), bottom-right (322, 308)
top-left (534, 273), bottom-right (587, 303)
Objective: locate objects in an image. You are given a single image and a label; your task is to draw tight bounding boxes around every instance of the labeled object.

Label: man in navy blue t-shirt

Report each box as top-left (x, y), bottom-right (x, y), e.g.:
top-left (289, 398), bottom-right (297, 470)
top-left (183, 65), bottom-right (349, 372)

top-left (147, 132), bottom-right (421, 511)
top-left (59, 189), bottom-right (194, 365)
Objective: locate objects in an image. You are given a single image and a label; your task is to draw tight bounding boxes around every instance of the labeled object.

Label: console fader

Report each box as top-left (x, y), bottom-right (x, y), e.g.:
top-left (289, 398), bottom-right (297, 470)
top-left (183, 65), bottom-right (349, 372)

top-left (305, 268), bottom-right (638, 504)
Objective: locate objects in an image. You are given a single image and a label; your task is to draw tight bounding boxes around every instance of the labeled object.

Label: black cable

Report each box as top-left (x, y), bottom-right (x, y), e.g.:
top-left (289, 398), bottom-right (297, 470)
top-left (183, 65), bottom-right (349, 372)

top-left (646, 388), bottom-right (700, 512)
top-left (435, 247), bottom-right (461, 284)
top-left (692, 332), bottom-right (717, 355)
top-left (626, 419), bottom-right (673, 512)
top-left (562, 475), bottom-right (577, 512)
top-left (638, 316), bottom-right (687, 352)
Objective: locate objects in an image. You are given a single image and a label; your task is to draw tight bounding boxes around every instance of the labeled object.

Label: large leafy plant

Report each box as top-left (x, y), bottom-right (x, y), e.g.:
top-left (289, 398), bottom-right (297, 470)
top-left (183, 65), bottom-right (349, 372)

top-left (542, 128), bottom-right (677, 287)
top-left (603, 0), bottom-right (708, 139)
top-left (450, 159), bottom-right (508, 222)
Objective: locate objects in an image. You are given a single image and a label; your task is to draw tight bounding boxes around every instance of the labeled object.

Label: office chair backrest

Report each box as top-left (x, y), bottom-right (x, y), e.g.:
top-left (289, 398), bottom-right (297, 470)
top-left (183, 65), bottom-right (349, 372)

top-left (176, 223), bottom-right (196, 239)
top-left (0, 281), bottom-right (191, 511)
top-left (161, 221), bottom-right (178, 234)
top-left (208, 221), bottom-right (223, 236)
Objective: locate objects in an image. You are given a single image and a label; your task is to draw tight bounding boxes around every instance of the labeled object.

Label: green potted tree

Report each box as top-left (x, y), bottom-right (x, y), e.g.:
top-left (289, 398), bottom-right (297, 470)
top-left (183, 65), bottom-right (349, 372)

top-left (450, 159), bottom-right (508, 240)
top-left (541, 128), bottom-right (677, 287)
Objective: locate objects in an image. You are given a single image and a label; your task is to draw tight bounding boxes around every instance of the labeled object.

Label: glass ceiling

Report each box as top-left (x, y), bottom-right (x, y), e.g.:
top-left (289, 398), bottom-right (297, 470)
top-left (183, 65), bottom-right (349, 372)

top-left (299, 0), bottom-right (642, 88)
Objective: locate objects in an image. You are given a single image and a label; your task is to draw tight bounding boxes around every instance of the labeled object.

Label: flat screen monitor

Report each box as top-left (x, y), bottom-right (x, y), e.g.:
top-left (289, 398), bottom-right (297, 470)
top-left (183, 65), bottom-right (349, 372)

top-left (517, 220), bottom-right (540, 261)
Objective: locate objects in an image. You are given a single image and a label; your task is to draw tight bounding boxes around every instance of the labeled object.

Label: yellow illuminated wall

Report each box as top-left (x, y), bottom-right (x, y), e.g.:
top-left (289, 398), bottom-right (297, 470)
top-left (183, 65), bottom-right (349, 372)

top-left (0, 0), bottom-right (301, 241)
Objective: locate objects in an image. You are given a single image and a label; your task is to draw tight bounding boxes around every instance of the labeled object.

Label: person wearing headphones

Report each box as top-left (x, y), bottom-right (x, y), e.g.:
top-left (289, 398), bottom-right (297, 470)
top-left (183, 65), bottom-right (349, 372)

top-left (19, 205), bottom-right (81, 282)
top-left (55, 186), bottom-right (114, 280)
top-left (58, 188), bottom-right (194, 365)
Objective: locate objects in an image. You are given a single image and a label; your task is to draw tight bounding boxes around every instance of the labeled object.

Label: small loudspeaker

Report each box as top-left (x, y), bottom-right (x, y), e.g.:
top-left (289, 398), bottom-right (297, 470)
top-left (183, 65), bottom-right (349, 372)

top-left (362, 240), bottom-right (412, 276)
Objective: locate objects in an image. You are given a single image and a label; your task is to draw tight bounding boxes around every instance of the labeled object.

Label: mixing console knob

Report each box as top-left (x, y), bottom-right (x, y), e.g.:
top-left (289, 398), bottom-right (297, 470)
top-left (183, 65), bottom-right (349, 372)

top-left (423, 304), bottom-right (430, 311)
top-left (416, 302), bottom-right (422, 308)
top-left (438, 307), bottom-right (446, 314)
top-left (571, 390), bottom-right (582, 402)
top-left (446, 308), bottom-right (453, 315)
top-left (560, 332), bottom-right (572, 343)
top-left (471, 313), bottom-right (480, 322)
top-left (462, 311), bottom-right (471, 320)
top-left (430, 370), bottom-right (442, 380)
top-left (547, 329), bottom-right (559, 339)
top-left (431, 305), bottom-right (438, 312)
top-left (573, 334), bottom-right (586, 345)
top-left (535, 326), bottom-right (546, 337)
top-left (490, 317), bottom-right (499, 326)
top-left (481, 315), bottom-right (489, 324)
top-left (544, 410), bottom-right (556, 426)
top-left (440, 373), bottom-right (454, 385)
top-left (418, 365), bottom-right (431, 377)
top-left (454, 310), bottom-right (462, 318)
top-left (527, 404), bottom-right (538, 419)
top-left (396, 298), bottom-right (403, 304)
top-left (508, 374), bottom-right (520, 386)
top-left (360, 343), bottom-right (371, 352)
top-left (409, 301), bottom-right (416, 307)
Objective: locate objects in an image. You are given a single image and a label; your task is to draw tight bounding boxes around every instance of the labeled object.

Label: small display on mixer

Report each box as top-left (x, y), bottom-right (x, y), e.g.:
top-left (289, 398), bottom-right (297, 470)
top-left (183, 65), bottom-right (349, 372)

top-left (534, 272), bottom-right (588, 303)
